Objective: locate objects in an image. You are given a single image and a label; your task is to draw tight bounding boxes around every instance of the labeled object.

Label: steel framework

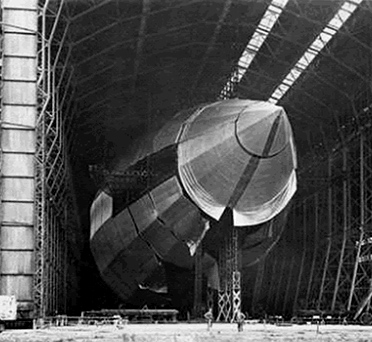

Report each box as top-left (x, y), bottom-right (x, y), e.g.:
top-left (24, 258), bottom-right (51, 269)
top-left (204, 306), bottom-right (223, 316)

top-left (34, 0), bottom-right (81, 317)
top-left (287, 119), bottom-right (372, 318)
top-left (193, 243), bottom-right (203, 318)
top-left (216, 226), bottom-right (241, 322)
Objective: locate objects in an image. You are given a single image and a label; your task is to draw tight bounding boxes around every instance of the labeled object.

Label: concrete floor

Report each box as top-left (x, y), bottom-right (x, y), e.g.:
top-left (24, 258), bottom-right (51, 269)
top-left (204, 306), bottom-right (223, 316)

top-left (0, 323), bottom-right (372, 342)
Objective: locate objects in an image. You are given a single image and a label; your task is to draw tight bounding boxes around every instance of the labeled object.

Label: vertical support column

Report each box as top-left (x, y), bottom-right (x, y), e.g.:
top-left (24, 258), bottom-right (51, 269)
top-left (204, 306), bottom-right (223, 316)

top-left (217, 226), bottom-right (241, 322)
top-left (0, 0), bottom-right (38, 317)
top-left (305, 193), bottom-right (319, 309)
top-left (251, 259), bottom-right (265, 316)
top-left (293, 200), bottom-right (307, 313)
top-left (231, 227), bottom-right (241, 322)
top-left (348, 130), bottom-right (372, 316)
top-left (193, 244), bottom-right (203, 318)
top-left (348, 133), bottom-right (364, 310)
top-left (317, 157), bottom-right (333, 310)
top-left (283, 253), bottom-right (295, 314)
top-left (331, 147), bottom-right (348, 311)
top-left (283, 209), bottom-right (296, 314)
top-left (266, 246), bottom-right (279, 313)
top-left (217, 236), bottom-right (231, 321)
top-left (35, 0), bottom-right (81, 317)
top-left (274, 249), bottom-right (286, 313)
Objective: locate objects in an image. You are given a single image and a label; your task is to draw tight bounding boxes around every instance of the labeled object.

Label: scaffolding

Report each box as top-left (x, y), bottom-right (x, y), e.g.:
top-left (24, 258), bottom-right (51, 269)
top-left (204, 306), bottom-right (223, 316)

top-left (280, 104), bottom-right (372, 319)
top-left (217, 226), bottom-right (241, 322)
top-left (34, 0), bottom-right (81, 317)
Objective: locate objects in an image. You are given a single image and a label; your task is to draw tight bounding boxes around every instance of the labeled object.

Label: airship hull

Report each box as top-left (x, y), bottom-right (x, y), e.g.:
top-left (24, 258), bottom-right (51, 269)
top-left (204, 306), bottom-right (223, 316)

top-left (90, 99), bottom-right (297, 305)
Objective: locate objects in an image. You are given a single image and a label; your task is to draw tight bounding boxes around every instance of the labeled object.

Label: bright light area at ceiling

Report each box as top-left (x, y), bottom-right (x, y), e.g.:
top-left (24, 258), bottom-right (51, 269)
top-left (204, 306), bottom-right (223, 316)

top-left (268, 0), bottom-right (363, 104)
top-left (219, 0), bottom-right (289, 99)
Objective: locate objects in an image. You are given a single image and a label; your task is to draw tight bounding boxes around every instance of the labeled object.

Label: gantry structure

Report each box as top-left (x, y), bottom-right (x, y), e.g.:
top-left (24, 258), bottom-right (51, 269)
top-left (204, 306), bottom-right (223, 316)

top-left (0, 0), bottom-right (372, 320)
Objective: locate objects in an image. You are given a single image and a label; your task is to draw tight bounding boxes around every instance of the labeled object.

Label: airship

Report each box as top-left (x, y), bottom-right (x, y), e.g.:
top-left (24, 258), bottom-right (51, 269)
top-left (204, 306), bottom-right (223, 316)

top-left (90, 99), bottom-right (297, 308)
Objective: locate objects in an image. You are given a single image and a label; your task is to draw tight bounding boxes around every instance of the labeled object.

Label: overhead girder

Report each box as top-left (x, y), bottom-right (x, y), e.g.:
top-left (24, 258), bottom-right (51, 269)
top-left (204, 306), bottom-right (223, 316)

top-left (72, 20), bottom-right (221, 71)
top-left (75, 41), bottom-right (214, 102)
top-left (190, 0), bottom-right (233, 94)
top-left (221, 19), bottom-right (367, 100)
top-left (131, 0), bottom-right (151, 94)
top-left (245, 41), bottom-right (353, 102)
top-left (238, 68), bottom-right (337, 125)
top-left (70, 0), bottom-right (202, 47)
top-left (67, 0), bottom-right (112, 22)
top-left (286, 0), bottom-right (372, 56)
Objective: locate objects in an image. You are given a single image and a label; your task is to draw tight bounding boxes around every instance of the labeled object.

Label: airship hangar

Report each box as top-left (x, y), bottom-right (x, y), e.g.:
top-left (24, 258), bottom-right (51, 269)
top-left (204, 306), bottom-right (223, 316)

top-left (1, 0), bottom-right (372, 326)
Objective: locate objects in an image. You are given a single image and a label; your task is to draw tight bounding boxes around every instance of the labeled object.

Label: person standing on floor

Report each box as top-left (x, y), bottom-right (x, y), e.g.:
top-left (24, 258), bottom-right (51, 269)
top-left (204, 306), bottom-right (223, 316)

top-left (204, 308), bottom-right (214, 331)
top-left (236, 310), bottom-right (246, 332)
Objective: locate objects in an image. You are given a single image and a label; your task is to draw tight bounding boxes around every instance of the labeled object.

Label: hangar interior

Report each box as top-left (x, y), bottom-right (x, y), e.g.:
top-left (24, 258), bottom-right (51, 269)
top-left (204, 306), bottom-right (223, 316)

top-left (1, 0), bottom-right (372, 323)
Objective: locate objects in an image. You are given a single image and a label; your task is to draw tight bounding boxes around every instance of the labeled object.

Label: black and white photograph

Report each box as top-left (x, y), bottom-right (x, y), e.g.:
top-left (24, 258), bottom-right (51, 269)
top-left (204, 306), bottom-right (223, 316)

top-left (0, 0), bottom-right (371, 340)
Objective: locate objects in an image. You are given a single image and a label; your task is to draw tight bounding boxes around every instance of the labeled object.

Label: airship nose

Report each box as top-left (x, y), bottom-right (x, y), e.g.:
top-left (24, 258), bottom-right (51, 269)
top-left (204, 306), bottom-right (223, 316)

top-left (235, 106), bottom-right (288, 158)
top-left (178, 100), bottom-right (297, 227)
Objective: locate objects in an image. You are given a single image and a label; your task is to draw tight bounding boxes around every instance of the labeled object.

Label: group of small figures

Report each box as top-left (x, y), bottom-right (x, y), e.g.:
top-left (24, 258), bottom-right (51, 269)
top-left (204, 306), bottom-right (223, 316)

top-left (204, 308), bottom-right (246, 332)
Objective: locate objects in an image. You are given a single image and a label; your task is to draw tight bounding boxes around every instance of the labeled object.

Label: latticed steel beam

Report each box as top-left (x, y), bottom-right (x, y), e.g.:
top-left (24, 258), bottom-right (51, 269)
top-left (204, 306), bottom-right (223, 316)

top-left (70, 0), bottom-right (199, 47)
top-left (292, 200), bottom-right (308, 313)
top-left (331, 148), bottom-right (350, 311)
top-left (239, 69), bottom-right (336, 124)
top-left (283, 250), bottom-right (296, 314)
top-left (251, 259), bottom-right (265, 315)
top-left (293, 110), bottom-right (372, 314)
top-left (266, 245), bottom-right (279, 313)
top-left (217, 235), bottom-right (232, 322)
top-left (191, 0), bottom-right (232, 94)
top-left (34, 0), bottom-right (81, 318)
top-left (347, 130), bottom-right (372, 315)
top-left (274, 250), bottom-right (286, 313)
top-left (76, 40), bottom-right (212, 102)
top-left (317, 158), bottom-right (333, 310)
top-left (193, 244), bottom-right (203, 317)
top-left (285, 0), bottom-right (372, 56)
top-left (68, 0), bottom-right (111, 22)
top-left (131, 0), bottom-right (150, 94)
top-left (305, 193), bottom-right (319, 309)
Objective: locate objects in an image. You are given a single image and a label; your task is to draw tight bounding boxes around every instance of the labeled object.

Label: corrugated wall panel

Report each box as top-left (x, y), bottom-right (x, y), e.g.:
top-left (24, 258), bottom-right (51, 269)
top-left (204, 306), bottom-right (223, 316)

top-left (1, 252), bottom-right (34, 274)
top-left (1, 106), bottom-right (36, 128)
top-left (2, 10), bottom-right (37, 33)
top-left (1, 0), bottom-right (37, 317)
top-left (0, 277), bottom-right (33, 301)
top-left (2, 82), bottom-right (37, 105)
top-left (2, 154), bottom-right (34, 176)
top-left (2, 203), bottom-right (34, 225)
top-left (2, 130), bottom-right (36, 152)
top-left (3, 57), bottom-right (37, 81)
top-left (2, 178), bottom-right (34, 201)
top-left (2, 0), bottom-right (37, 9)
top-left (3, 34), bottom-right (36, 56)
top-left (0, 226), bottom-right (34, 250)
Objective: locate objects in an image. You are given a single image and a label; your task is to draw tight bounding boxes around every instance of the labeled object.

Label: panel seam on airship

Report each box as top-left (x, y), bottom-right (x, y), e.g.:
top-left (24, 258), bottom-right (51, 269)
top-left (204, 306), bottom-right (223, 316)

top-left (227, 113), bottom-right (283, 210)
top-left (126, 205), bottom-right (163, 264)
top-left (147, 191), bottom-right (183, 243)
top-left (234, 109), bottom-right (287, 159)
top-left (176, 102), bottom-right (219, 144)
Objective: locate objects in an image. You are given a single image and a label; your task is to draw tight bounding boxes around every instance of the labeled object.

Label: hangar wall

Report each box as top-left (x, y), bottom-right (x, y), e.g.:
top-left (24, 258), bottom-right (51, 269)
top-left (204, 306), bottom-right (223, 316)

top-left (0, 0), bottom-right (38, 316)
top-left (250, 95), bottom-right (372, 320)
top-left (0, 0), bottom-right (83, 318)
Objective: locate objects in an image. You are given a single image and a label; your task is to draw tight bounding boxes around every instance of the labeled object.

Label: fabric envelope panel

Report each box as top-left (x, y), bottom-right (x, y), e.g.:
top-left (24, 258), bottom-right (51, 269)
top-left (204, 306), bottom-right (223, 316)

top-left (130, 192), bottom-right (193, 269)
top-left (150, 176), bottom-right (204, 244)
top-left (90, 208), bottom-right (137, 272)
top-left (102, 244), bottom-right (160, 300)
